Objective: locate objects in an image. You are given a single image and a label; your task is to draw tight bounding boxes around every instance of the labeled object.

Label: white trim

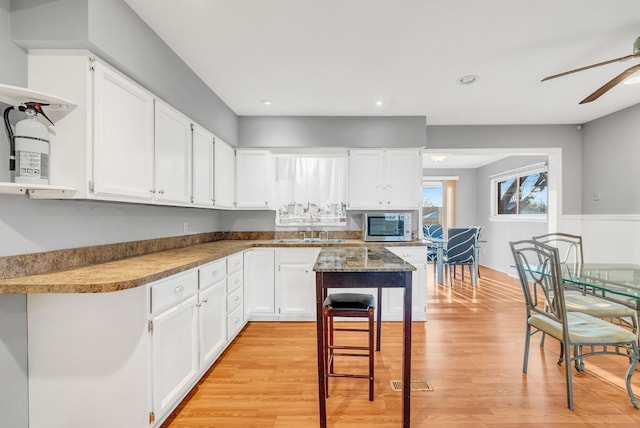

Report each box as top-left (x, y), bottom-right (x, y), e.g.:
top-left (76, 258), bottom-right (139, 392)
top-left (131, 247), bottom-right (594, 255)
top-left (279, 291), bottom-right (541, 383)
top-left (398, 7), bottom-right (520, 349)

top-left (422, 176), bottom-right (459, 184)
top-left (490, 161), bottom-right (550, 220)
top-left (488, 161), bottom-right (547, 180)
top-left (565, 214), bottom-right (640, 222)
top-left (489, 215), bottom-right (547, 223)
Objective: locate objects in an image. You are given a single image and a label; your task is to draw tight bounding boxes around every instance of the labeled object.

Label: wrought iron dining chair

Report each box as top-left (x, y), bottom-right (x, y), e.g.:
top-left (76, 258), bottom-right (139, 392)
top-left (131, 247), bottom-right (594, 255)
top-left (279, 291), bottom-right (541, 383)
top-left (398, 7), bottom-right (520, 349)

top-left (323, 293), bottom-right (376, 401)
top-left (444, 227), bottom-right (478, 285)
top-left (510, 239), bottom-right (639, 410)
top-left (532, 232), bottom-right (639, 346)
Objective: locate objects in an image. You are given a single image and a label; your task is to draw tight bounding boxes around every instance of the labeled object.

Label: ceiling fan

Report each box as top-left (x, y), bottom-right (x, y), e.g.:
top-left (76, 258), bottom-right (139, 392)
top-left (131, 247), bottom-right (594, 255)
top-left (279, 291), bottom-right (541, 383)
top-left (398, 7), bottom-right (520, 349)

top-left (542, 36), bottom-right (640, 104)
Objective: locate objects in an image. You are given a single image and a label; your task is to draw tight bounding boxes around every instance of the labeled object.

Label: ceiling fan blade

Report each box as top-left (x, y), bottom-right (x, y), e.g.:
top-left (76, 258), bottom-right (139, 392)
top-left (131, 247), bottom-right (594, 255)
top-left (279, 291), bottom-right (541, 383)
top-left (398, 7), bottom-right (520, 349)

top-left (542, 54), bottom-right (639, 82)
top-left (579, 63), bottom-right (640, 104)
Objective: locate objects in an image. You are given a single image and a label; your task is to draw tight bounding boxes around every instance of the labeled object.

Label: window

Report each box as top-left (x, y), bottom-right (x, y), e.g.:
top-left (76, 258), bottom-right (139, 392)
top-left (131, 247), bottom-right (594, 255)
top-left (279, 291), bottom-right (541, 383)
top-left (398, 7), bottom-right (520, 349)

top-left (274, 155), bottom-right (347, 226)
top-left (492, 163), bottom-right (547, 220)
top-left (422, 183), bottom-right (442, 226)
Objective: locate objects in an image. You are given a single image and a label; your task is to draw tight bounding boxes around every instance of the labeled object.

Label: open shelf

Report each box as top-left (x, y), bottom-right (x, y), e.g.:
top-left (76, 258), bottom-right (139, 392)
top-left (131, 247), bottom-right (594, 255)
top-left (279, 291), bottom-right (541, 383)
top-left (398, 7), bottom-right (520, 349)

top-left (0, 84), bottom-right (78, 198)
top-left (0, 83), bottom-right (77, 123)
top-left (0, 182), bottom-right (77, 198)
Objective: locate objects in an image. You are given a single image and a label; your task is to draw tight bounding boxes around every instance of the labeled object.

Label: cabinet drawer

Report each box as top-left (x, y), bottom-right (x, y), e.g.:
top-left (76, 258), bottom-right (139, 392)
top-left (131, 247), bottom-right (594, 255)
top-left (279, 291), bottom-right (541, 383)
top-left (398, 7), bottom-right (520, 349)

top-left (227, 305), bottom-right (244, 339)
top-left (199, 259), bottom-right (226, 290)
top-left (151, 269), bottom-right (198, 315)
top-left (227, 252), bottom-right (244, 274)
top-left (227, 287), bottom-right (243, 313)
top-left (227, 270), bottom-right (243, 294)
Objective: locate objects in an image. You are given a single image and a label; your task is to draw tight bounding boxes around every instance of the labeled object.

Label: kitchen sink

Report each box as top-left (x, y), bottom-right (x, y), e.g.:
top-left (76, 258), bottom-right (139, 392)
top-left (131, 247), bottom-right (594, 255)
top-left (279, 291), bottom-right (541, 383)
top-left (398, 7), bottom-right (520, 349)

top-left (273, 238), bottom-right (345, 244)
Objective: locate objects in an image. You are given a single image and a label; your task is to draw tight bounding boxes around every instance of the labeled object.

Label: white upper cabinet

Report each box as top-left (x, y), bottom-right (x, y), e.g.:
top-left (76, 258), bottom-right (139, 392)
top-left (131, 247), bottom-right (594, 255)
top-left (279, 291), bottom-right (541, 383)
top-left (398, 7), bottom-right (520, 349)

top-left (348, 148), bottom-right (422, 210)
top-left (235, 149), bottom-right (273, 209)
top-left (29, 53), bottom-right (157, 202)
top-left (93, 62), bottom-right (155, 201)
top-left (213, 138), bottom-right (235, 209)
top-left (191, 124), bottom-right (214, 208)
top-left (154, 100), bottom-right (192, 205)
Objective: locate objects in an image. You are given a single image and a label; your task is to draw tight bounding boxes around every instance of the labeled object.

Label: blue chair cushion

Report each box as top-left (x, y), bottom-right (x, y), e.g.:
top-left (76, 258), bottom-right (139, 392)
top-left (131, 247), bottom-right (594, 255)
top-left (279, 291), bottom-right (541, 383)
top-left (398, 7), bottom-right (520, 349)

top-left (324, 293), bottom-right (375, 311)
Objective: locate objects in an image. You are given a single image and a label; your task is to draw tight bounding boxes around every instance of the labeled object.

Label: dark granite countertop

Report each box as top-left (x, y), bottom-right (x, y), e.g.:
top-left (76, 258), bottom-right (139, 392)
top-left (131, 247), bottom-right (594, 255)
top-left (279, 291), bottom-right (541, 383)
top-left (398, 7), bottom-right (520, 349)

top-left (313, 246), bottom-right (417, 272)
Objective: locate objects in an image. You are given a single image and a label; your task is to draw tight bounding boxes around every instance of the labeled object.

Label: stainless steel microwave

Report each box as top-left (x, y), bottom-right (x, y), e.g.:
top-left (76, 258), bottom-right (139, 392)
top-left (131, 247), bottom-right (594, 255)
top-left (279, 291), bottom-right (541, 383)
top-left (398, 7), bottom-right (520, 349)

top-left (363, 212), bottom-right (412, 242)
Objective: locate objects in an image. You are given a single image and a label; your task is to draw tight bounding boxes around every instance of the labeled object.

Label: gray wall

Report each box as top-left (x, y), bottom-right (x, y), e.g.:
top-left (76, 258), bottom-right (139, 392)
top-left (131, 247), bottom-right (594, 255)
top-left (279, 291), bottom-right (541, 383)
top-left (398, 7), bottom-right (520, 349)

top-left (422, 167), bottom-right (479, 227)
top-left (426, 124), bottom-right (582, 215)
top-left (238, 116), bottom-right (427, 148)
top-left (1, 0), bottom-right (230, 257)
top-left (424, 155), bottom-right (548, 272)
top-left (11, 0), bottom-right (238, 145)
top-left (0, 2), bottom-right (27, 426)
top-left (581, 103), bottom-right (640, 215)
top-left (0, 197), bottom-right (220, 256)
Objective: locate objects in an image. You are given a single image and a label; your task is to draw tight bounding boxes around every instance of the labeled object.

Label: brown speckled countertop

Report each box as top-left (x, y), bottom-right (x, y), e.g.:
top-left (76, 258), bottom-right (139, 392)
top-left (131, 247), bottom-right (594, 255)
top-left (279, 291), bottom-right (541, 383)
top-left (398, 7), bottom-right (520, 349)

top-left (0, 238), bottom-right (427, 294)
top-left (313, 247), bottom-right (416, 272)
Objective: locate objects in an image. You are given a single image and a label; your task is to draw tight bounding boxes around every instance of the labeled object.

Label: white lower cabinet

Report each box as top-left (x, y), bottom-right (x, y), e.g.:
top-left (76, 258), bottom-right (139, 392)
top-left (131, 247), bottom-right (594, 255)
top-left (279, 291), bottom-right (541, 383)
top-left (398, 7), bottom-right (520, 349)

top-left (198, 259), bottom-right (227, 370)
top-left (385, 246), bottom-right (428, 321)
top-left (244, 249), bottom-right (276, 320)
top-left (150, 288), bottom-right (199, 421)
top-left (244, 247), bottom-right (319, 321)
top-left (244, 246), bottom-right (427, 323)
top-left (276, 248), bottom-right (321, 321)
top-left (226, 253), bottom-right (246, 338)
top-left (150, 269), bottom-right (199, 424)
top-left (26, 253), bottom-right (246, 428)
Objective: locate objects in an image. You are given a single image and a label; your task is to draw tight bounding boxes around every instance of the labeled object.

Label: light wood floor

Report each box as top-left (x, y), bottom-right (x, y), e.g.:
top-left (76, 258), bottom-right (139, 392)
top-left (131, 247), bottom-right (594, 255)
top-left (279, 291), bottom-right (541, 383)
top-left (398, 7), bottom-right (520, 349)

top-left (162, 266), bottom-right (640, 427)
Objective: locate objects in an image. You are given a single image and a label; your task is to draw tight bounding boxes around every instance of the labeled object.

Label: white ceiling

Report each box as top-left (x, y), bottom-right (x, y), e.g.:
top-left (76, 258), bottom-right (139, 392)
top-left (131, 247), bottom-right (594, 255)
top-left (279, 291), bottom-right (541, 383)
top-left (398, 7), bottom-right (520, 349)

top-left (124, 0), bottom-right (640, 126)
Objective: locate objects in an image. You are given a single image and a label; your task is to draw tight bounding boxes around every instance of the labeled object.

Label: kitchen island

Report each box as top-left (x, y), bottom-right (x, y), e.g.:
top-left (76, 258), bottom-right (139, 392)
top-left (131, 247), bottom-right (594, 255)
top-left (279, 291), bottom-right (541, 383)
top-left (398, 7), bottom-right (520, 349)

top-left (313, 247), bottom-right (415, 427)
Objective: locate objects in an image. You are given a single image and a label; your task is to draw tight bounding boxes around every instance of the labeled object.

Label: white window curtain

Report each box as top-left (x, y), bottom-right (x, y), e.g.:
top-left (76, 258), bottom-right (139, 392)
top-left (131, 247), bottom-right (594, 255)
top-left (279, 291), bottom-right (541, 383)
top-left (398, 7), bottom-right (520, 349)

top-left (275, 156), bottom-right (347, 225)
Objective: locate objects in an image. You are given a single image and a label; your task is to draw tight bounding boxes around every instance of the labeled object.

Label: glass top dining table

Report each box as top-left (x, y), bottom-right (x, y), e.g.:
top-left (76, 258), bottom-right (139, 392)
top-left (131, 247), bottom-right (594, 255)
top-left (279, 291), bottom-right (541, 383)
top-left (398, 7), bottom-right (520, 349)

top-left (562, 263), bottom-right (640, 307)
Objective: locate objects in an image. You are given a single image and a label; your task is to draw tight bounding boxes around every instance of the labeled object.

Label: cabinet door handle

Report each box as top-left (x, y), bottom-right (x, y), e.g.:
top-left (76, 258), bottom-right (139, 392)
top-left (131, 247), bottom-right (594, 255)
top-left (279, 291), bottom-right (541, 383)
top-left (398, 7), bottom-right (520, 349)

top-left (201, 298), bottom-right (208, 304)
top-left (212, 271), bottom-right (219, 277)
top-left (174, 285), bottom-right (184, 294)
top-left (234, 295), bottom-right (240, 302)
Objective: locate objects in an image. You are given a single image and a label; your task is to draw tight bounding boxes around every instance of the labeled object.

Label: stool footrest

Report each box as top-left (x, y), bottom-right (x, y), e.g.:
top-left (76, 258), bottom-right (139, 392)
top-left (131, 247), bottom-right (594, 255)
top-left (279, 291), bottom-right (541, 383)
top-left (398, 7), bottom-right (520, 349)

top-left (328, 373), bottom-right (370, 379)
top-left (333, 352), bottom-right (369, 358)
top-left (335, 327), bottom-right (369, 333)
top-left (330, 345), bottom-right (369, 351)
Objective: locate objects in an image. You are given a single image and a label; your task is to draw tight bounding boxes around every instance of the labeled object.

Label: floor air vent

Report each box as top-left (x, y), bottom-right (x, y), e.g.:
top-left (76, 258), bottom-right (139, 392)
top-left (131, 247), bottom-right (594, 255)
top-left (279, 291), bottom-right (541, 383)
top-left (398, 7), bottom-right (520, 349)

top-left (390, 380), bottom-right (434, 392)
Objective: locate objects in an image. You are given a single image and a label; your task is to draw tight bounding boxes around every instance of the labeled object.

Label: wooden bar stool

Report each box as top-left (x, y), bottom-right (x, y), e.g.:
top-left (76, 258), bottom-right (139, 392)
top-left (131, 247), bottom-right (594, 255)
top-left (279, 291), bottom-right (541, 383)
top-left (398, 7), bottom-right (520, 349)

top-left (322, 292), bottom-right (375, 401)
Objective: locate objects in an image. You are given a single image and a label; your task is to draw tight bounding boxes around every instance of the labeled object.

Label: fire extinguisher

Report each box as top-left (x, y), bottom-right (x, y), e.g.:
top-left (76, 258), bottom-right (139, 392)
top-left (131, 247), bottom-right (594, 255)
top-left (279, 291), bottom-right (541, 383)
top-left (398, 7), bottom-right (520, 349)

top-left (3, 102), bottom-right (54, 184)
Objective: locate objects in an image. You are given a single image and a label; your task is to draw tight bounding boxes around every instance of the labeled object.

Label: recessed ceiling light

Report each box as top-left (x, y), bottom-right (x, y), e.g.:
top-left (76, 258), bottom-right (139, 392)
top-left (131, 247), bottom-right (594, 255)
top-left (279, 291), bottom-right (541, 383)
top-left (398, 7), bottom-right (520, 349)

top-left (430, 155), bottom-right (446, 162)
top-left (457, 75), bottom-right (479, 85)
top-left (260, 99), bottom-right (272, 105)
top-left (375, 100), bottom-right (383, 107)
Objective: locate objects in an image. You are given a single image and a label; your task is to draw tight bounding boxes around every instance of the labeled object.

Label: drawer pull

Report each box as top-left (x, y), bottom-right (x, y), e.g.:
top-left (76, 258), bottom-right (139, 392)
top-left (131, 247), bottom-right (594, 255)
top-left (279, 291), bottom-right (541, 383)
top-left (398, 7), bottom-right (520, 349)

top-left (201, 298), bottom-right (208, 304)
top-left (212, 271), bottom-right (219, 276)
top-left (235, 295), bottom-right (240, 302)
top-left (174, 285), bottom-right (184, 294)
top-left (235, 317), bottom-right (240, 324)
